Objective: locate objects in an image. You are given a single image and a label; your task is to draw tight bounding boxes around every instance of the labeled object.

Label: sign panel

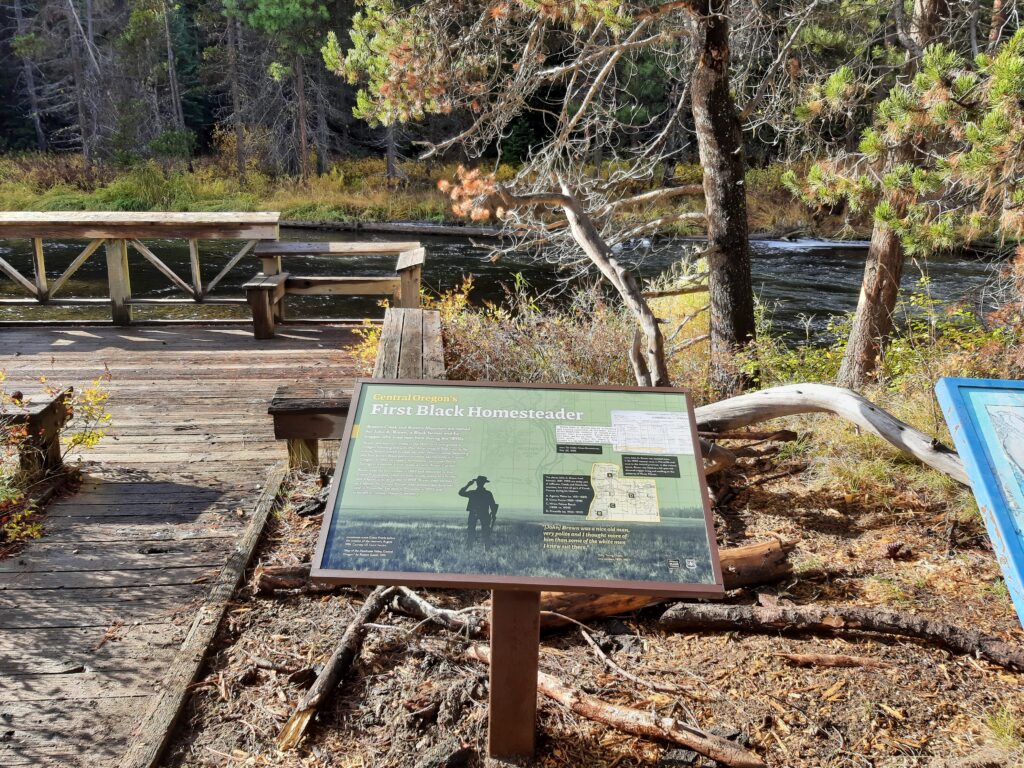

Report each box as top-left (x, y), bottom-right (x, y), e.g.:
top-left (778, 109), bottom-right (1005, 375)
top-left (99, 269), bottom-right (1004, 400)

top-left (312, 380), bottom-right (723, 596)
top-left (936, 377), bottom-right (1024, 628)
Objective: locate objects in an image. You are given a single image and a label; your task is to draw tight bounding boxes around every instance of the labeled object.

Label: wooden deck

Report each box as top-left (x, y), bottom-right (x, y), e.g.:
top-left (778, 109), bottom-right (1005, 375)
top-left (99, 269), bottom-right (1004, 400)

top-left (0, 324), bottom-right (362, 766)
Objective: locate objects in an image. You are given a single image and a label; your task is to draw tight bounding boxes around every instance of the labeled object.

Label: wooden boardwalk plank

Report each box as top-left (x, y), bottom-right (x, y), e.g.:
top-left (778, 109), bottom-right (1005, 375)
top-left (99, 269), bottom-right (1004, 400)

top-left (0, 323), bottom-right (359, 766)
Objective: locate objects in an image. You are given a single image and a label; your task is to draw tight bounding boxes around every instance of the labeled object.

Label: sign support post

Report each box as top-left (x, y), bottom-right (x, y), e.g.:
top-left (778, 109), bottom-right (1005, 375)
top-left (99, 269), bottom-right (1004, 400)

top-left (488, 589), bottom-right (541, 760)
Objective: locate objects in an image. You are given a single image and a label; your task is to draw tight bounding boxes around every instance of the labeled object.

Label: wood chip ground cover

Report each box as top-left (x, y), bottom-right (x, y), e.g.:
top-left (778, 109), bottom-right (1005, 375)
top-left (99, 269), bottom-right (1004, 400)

top-left (163, 458), bottom-right (1024, 768)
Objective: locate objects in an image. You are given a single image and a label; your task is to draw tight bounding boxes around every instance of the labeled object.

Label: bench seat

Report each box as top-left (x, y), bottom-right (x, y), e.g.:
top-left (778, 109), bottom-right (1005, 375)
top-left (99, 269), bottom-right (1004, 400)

top-left (268, 307), bottom-right (445, 468)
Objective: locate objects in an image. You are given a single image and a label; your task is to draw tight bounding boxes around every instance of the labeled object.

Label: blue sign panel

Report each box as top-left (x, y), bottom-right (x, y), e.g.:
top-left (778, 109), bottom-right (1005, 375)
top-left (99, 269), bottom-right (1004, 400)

top-left (936, 378), bottom-right (1024, 628)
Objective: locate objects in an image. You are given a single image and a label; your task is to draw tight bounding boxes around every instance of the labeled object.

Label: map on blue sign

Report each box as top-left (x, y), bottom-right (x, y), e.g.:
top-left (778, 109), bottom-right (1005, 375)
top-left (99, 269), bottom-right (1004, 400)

top-left (936, 378), bottom-right (1024, 629)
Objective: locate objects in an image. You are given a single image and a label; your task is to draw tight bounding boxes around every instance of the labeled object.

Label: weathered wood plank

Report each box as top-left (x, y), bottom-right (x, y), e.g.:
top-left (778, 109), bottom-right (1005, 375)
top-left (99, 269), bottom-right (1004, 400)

top-left (398, 307), bottom-right (424, 379)
top-left (373, 307), bottom-right (403, 378)
top-left (116, 462), bottom-right (287, 768)
top-left (422, 310), bottom-right (446, 380)
top-left (0, 538), bottom-right (228, 572)
top-left (0, 324), bottom-right (357, 767)
top-left (284, 275), bottom-right (400, 296)
top-left (254, 240), bottom-right (418, 256)
top-left (0, 211), bottom-right (280, 240)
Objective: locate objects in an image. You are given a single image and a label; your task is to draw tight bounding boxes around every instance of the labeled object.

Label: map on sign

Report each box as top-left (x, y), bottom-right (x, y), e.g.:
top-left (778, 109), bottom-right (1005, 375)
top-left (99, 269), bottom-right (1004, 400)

top-left (312, 380), bottom-right (723, 596)
top-left (588, 464), bottom-right (660, 523)
top-left (937, 378), bottom-right (1024, 628)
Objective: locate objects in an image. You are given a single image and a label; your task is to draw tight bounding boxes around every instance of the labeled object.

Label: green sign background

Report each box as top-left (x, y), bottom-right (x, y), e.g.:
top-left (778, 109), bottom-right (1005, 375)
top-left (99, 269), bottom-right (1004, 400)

top-left (316, 382), bottom-right (721, 592)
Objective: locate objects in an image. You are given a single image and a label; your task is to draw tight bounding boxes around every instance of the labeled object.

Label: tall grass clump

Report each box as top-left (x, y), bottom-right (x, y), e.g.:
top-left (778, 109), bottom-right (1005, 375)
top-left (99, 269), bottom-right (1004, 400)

top-left (430, 276), bottom-right (637, 386)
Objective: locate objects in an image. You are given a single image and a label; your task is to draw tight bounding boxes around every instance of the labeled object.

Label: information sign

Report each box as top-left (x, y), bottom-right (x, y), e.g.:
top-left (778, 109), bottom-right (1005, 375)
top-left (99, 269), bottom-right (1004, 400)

top-left (312, 380), bottom-right (723, 596)
top-left (937, 377), bottom-right (1024, 628)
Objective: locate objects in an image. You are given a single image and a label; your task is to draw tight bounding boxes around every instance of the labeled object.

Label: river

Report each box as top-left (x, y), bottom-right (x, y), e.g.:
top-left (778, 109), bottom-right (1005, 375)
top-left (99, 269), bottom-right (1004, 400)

top-left (0, 227), bottom-right (1008, 340)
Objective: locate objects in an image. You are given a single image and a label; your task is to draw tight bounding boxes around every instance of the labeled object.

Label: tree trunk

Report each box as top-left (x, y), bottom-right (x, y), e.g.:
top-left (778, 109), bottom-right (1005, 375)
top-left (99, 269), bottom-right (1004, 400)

top-left (294, 55), bottom-right (309, 180)
top-left (989, 0), bottom-right (1007, 50)
top-left (535, 538), bottom-right (795, 631)
top-left (163, 0), bottom-right (186, 131)
top-left (314, 66), bottom-right (331, 174)
top-left (836, 213), bottom-right (904, 389)
top-left (227, 15), bottom-right (246, 179)
top-left (69, 31), bottom-right (92, 168)
top-left (13, 0), bottom-right (46, 151)
top-left (385, 123), bottom-right (398, 181)
top-left (557, 183), bottom-right (670, 387)
top-left (690, 0), bottom-right (756, 393)
top-left (910, 0), bottom-right (946, 51)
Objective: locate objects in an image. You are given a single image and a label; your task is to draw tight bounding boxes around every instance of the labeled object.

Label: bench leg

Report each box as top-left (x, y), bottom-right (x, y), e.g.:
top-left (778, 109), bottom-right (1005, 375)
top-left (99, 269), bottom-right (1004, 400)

top-left (20, 412), bottom-right (65, 477)
top-left (247, 289), bottom-right (275, 339)
top-left (287, 439), bottom-right (319, 471)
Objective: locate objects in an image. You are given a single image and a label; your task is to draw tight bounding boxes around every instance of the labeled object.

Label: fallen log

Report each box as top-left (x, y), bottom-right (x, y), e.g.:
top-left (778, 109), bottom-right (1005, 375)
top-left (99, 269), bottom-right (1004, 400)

top-left (659, 603), bottom-right (1024, 673)
top-left (277, 586), bottom-right (395, 750)
top-left (466, 645), bottom-right (765, 768)
top-left (538, 538), bottom-right (795, 631)
top-left (694, 383), bottom-right (968, 485)
top-left (252, 539), bottom-right (796, 627)
top-left (252, 563), bottom-right (316, 594)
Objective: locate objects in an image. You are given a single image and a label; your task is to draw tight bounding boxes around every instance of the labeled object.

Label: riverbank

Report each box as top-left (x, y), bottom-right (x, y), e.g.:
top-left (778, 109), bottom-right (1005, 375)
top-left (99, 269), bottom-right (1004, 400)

top-left (0, 154), bottom-right (860, 240)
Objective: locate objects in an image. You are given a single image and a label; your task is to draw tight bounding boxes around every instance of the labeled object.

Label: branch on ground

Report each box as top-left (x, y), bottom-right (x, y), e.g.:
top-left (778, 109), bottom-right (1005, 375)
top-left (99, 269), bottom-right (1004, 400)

top-left (659, 603), bottom-right (1024, 672)
top-left (695, 383), bottom-right (968, 484)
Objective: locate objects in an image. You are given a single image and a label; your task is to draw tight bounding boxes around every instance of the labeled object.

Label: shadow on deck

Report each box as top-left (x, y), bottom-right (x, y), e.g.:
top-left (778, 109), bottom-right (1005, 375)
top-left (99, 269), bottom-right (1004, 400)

top-left (0, 323), bottom-right (362, 767)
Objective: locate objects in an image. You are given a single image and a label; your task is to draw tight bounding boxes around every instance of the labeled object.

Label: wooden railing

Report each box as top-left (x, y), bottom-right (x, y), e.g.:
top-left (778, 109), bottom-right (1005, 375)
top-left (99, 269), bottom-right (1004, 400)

top-left (0, 214), bottom-right (424, 330)
top-left (0, 212), bottom-right (280, 324)
top-left (245, 241), bottom-right (424, 338)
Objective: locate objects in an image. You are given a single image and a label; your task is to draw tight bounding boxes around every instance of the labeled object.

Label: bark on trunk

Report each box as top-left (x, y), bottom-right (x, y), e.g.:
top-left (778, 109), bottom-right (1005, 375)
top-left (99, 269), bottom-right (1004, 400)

top-left (989, 0), bottom-right (1007, 50)
top-left (910, 0), bottom-right (947, 51)
top-left (836, 218), bottom-right (904, 388)
top-left (163, 0), bottom-right (186, 131)
top-left (13, 0), bottom-right (46, 151)
top-left (294, 55), bottom-right (309, 180)
top-left (385, 123), bottom-right (398, 181)
top-left (314, 67), bottom-right (331, 175)
top-left (69, 31), bottom-right (92, 168)
top-left (658, 602), bottom-right (1024, 672)
top-left (690, 0), bottom-right (756, 393)
top-left (558, 185), bottom-right (670, 386)
top-left (227, 16), bottom-right (246, 179)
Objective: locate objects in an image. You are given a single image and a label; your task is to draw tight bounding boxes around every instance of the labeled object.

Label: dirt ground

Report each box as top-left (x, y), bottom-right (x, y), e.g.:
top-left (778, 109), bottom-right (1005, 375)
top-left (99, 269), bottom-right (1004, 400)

top-left (162, 450), bottom-right (1024, 768)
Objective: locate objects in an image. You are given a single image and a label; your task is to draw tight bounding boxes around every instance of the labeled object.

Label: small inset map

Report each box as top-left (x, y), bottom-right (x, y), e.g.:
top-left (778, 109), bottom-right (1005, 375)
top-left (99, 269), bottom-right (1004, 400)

top-left (588, 463), bottom-right (660, 523)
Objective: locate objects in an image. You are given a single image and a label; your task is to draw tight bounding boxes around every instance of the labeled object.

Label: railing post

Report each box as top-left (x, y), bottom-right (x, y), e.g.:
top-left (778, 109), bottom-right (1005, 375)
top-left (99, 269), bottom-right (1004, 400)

top-left (396, 247), bottom-right (425, 309)
top-left (104, 238), bottom-right (133, 325)
top-left (188, 239), bottom-right (203, 300)
top-left (31, 238), bottom-right (48, 302)
top-left (258, 253), bottom-right (286, 320)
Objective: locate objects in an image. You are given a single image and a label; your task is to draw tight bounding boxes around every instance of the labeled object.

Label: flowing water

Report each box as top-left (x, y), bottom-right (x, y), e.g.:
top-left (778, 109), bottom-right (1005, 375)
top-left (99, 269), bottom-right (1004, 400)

top-left (0, 227), bottom-right (1008, 340)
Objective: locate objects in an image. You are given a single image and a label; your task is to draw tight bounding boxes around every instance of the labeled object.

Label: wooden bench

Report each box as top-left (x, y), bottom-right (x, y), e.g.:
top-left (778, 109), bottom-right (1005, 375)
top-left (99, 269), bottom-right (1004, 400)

top-left (243, 273), bottom-right (288, 340)
top-left (269, 307), bottom-right (446, 468)
top-left (0, 388), bottom-right (72, 476)
top-left (246, 241), bottom-right (425, 339)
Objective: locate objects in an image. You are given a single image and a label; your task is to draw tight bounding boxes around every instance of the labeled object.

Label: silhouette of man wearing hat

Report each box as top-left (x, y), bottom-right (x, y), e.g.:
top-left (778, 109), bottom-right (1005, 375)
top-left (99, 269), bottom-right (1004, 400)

top-left (459, 475), bottom-right (499, 548)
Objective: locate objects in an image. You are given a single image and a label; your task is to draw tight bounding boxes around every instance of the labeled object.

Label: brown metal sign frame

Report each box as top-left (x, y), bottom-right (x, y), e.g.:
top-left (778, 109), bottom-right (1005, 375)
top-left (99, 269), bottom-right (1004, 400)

top-left (311, 378), bottom-right (724, 598)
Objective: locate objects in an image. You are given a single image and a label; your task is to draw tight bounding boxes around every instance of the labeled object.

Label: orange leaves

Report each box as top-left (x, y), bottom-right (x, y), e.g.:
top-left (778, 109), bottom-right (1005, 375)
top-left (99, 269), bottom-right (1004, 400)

top-left (439, 166), bottom-right (499, 222)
